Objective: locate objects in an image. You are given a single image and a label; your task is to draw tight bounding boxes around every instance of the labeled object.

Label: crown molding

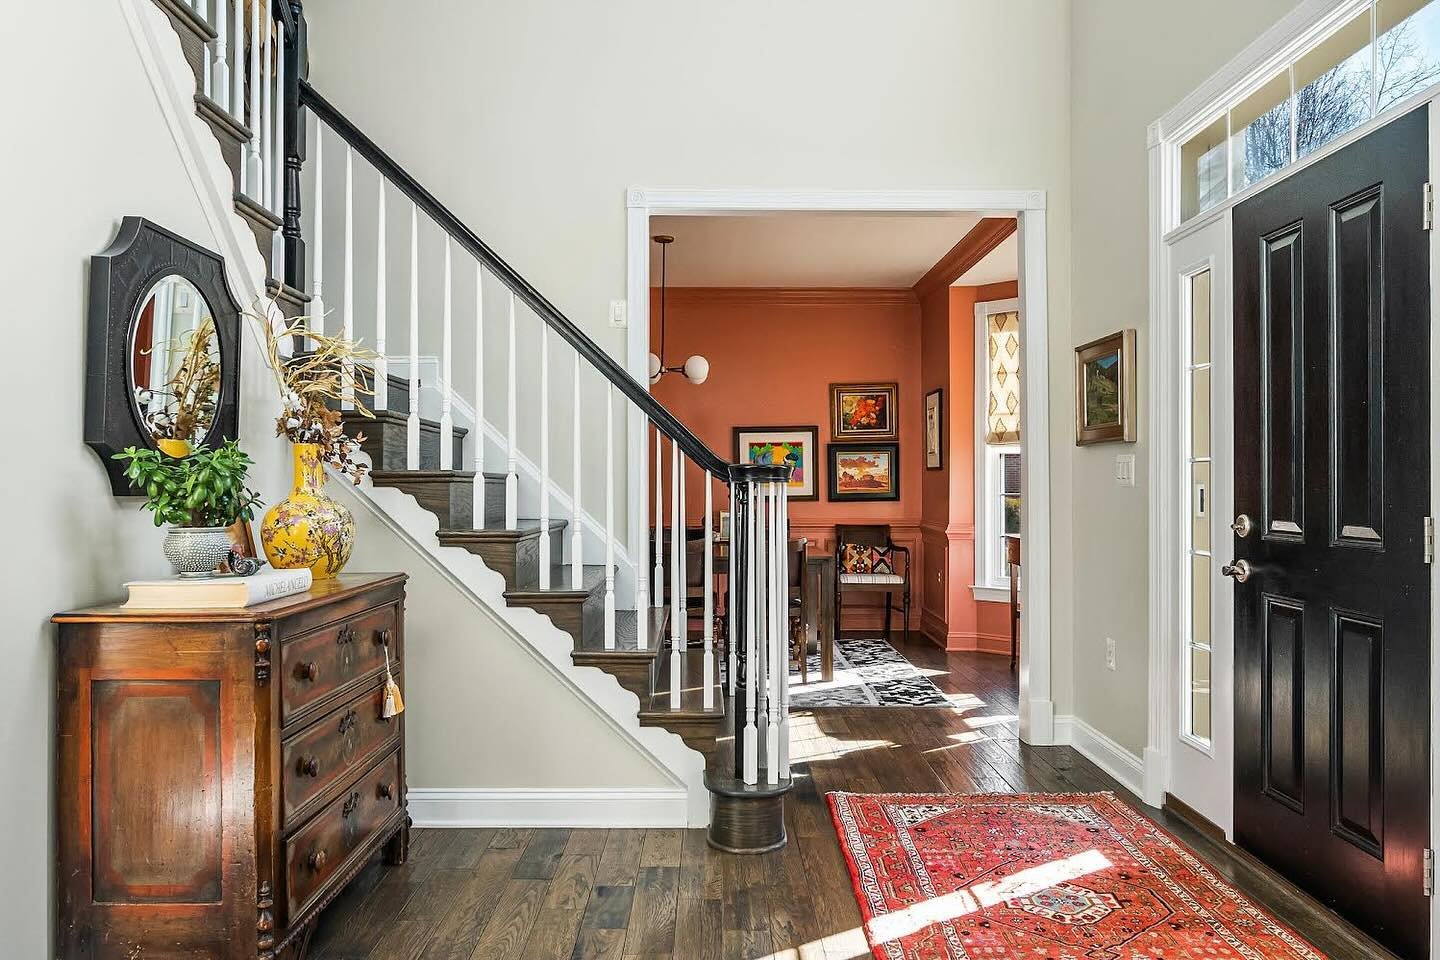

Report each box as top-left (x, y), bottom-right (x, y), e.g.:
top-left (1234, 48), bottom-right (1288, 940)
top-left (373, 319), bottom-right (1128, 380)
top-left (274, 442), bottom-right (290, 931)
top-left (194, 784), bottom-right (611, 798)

top-left (912, 217), bottom-right (1018, 299)
top-left (658, 287), bottom-right (918, 307)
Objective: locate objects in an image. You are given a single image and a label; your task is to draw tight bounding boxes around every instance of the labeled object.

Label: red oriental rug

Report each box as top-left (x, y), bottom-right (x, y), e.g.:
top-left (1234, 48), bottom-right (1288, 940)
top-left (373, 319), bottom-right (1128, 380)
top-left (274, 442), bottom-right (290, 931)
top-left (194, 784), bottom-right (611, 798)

top-left (828, 791), bottom-right (1327, 960)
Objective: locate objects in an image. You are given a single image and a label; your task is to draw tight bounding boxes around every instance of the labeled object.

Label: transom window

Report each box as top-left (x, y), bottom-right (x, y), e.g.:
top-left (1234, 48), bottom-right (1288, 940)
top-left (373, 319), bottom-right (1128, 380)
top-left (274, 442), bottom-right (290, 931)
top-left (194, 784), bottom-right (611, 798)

top-left (1180, 0), bottom-right (1440, 222)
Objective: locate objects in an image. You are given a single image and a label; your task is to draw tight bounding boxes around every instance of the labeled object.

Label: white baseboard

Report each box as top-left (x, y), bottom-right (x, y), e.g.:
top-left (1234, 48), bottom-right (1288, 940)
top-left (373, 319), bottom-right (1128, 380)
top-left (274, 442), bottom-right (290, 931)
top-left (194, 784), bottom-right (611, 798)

top-left (1055, 715), bottom-right (1147, 800)
top-left (408, 787), bottom-right (691, 828)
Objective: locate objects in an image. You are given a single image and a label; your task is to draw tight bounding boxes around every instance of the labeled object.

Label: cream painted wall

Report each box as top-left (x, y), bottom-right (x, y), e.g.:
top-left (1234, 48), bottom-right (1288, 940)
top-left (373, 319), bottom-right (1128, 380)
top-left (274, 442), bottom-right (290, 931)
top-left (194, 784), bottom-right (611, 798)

top-left (0, 3), bottom-right (293, 954)
top-left (331, 481), bottom-right (677, 791)
top-left (1068, 0), bottom-right (1298, 755)
top-left (304, 0), bottom-right (1080, 721)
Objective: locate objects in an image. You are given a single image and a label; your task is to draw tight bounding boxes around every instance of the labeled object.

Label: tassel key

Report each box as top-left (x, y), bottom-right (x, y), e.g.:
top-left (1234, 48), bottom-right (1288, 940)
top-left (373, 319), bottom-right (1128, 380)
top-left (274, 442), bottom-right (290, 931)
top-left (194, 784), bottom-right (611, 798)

top-left (381, 646), bottom-right (405, 718)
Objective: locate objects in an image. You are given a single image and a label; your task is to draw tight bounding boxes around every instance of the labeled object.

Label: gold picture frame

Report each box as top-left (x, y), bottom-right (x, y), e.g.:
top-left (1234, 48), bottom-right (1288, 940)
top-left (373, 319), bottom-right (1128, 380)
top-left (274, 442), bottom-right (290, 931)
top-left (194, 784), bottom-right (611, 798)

top-left (829, 381), bottom-right (899, 441)
top-left (1075, 329), bottom-right (1136, 445)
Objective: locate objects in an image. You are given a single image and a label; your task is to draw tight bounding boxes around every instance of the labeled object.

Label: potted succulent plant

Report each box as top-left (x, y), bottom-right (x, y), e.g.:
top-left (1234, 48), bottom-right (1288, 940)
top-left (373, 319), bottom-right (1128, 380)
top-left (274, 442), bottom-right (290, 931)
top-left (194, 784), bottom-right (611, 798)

top-left (114, 440), bottom-right (262, 577)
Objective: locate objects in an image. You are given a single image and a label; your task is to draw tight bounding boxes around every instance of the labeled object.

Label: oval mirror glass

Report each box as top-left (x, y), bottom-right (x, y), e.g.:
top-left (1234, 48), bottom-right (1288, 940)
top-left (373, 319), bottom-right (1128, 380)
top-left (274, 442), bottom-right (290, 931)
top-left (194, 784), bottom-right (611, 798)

top-left (129, 274), bottom-right (222, 454)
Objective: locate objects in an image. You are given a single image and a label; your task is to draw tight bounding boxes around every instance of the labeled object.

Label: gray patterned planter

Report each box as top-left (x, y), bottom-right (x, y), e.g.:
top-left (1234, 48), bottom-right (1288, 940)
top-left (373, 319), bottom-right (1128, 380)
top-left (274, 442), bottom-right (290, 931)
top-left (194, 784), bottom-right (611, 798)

top-left (163, 525), bottom-right (234, 578)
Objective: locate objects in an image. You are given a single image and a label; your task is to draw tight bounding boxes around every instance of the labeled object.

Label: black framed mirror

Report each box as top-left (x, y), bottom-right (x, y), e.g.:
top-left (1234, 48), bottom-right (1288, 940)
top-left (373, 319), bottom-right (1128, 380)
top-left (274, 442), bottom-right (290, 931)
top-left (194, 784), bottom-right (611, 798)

top-left (86, 217), bottom-right (241, 495)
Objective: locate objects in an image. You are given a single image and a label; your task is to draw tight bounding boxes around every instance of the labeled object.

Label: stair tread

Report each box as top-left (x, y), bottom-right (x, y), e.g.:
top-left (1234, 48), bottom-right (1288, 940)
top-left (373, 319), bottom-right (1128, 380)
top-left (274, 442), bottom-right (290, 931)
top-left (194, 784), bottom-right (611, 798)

top-left (436, 519), bottom-right (567, 542)
top-left (370, 469), bottom-right (476, 481)
top-left (641, 647), bottom-right (726, 719)
top-left (575, 608), bottom-right (670, 659)
top-left (345, 408), bottom-right (469, 437)
top-left (504, 563), bottom-right (606, 599)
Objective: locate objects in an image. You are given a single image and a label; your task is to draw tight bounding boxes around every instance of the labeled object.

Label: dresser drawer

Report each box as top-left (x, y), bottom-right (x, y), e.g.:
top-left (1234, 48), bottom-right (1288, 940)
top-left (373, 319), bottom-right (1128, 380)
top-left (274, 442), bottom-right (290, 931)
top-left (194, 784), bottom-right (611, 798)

top-left (284, 751), bottom-right (402, 921)
top-left (281, 678), bottom-right (401, 825)
top-left (281, 604), bottom-right (397, 724)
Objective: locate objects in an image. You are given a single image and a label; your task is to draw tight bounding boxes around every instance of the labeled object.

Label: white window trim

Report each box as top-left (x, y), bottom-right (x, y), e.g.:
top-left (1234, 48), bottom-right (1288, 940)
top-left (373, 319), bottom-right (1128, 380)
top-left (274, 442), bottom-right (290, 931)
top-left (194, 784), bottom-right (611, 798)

top-left (972, 297), bottom-right (1021, 603)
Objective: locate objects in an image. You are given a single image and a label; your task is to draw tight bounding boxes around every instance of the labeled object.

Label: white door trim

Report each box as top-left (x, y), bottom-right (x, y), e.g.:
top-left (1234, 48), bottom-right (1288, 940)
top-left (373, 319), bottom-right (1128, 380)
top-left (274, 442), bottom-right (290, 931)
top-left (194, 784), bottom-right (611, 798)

top-left (1149, 1), bottom-right (1440, 945)
top-left (624, 188), bottom-right (1056, 744)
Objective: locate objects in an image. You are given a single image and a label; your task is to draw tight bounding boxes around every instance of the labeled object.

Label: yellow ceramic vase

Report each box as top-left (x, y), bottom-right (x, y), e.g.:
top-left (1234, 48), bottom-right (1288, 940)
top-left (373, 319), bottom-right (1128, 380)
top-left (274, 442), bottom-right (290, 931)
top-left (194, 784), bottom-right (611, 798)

top-left (260, 443), bottom-right (355, 579)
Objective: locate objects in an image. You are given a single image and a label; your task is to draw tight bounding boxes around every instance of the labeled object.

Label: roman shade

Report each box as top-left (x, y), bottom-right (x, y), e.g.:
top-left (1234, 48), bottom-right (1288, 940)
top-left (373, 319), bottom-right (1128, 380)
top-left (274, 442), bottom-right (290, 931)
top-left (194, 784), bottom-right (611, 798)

top-left (986, 309), bottom-right (1022, 444)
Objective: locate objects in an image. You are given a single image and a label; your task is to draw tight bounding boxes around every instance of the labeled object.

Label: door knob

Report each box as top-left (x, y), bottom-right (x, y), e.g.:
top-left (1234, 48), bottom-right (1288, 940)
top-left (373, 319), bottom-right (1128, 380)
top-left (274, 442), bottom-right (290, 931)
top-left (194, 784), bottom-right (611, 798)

top-left (1221, 559), bottom-right (1252, 582)
top-left (1231, 514), bottom-right (1254, 538)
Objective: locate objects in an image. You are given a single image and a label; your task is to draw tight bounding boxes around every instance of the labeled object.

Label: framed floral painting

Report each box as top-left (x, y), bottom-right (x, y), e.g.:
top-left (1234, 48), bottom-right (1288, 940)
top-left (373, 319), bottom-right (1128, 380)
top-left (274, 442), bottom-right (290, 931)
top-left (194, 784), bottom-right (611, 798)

top-left (828, 442), bottom-right (900, 501)
top-left (733, 425), bottom-right (819, 501)
top-left (829, 382), bottom-right (898, 441)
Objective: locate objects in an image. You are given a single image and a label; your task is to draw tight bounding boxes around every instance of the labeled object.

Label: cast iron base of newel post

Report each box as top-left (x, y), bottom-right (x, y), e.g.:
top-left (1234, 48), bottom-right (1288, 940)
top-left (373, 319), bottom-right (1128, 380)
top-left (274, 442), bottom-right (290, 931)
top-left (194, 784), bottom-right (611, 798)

top-left (704, 770), bottom-right (792, 854)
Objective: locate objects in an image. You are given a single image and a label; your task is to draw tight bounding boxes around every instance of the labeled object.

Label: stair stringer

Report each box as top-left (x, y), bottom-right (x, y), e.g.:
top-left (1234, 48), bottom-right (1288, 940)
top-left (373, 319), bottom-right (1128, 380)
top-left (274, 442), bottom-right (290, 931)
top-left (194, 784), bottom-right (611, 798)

top-left (344, 475), bottom-right (710, 826)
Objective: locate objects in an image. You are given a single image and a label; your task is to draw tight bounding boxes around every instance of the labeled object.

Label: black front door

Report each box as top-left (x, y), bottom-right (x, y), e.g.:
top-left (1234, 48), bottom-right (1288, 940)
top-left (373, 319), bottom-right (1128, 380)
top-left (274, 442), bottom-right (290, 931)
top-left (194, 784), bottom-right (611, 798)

top-left (1233, 105), bottom-right (1432, 959)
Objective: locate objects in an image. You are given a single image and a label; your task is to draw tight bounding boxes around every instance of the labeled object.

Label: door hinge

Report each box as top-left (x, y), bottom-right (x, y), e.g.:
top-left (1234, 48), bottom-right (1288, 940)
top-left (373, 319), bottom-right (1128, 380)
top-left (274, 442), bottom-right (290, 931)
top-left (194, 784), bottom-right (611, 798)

top-left (1426, 517), bottom-right (1435, 564)
top-left (1426, 848), bottom-right (1435, 896)
top-left (1425, 182), bottom-right (1434, 230)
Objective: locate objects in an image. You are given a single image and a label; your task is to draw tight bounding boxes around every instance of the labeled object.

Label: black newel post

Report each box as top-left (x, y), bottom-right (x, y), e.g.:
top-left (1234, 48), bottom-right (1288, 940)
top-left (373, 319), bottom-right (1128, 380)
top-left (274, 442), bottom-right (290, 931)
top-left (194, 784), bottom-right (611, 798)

top-left (281, 0), bottom-right (307, 293)
top-left (730, 475), bottom-right (751, 780)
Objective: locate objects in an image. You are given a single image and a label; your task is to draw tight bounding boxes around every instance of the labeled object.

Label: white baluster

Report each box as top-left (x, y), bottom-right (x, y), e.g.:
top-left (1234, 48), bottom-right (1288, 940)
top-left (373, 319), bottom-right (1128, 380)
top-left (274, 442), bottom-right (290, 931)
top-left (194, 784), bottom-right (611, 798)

top-left (678, 455), bottom-right (688, 652)
top-left (767, 480), bottom-right (782, 785)
top-left (653, 428), bottom-right (664, 609)
top-left (603, 386), bottom-right (616, 650)
top-left (505, 293), bottom-right (519, 529)
top-left (230, 0), bottom-right (243, 131)
top-left (635, 440), bottom-right (649, 652)
top-left (341, 145), bottom-right (353, 408)
top-left (308, 122), bottom-right (323, 333)
top-left (743, 478), bottom-right (758, 784)
top-left (440, 240), bottom-right (454, 471)
top-left (373, 180), bottom-right (387, 411)
top-left (211, 0), bottom-right (228, 115)
top-left (246, 0), bottom-right (261, 198)
top-left (538, 324), bottom-right (550, 587)
top-left (669, 438), bottom-right (681, 708)
top-left (272, 15), bottom-right (286, 266)
top-left (570, 351), bottom-right (582, 590)
top-left (199, 0), bottom-right (212, 99)
top-left (258, 2), bottom-right (270, 208)
top-left (703, 472), bottom-right (714, 708)
top-left (754, 482), bottom-right (768, 772)
top-left (471, 265), bottom-right (485, 528)
top-left (727, 481), bottom-right (737, 694)
top-left (405, 202), bottom-right (420, 469)
top-left (778, 481), bottom-right (791, 777)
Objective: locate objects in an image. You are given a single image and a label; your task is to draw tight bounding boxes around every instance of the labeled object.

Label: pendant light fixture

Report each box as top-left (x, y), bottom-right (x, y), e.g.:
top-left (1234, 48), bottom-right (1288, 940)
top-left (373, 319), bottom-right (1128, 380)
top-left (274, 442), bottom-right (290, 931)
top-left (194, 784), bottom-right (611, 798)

top-left (648, 234), bottom-right (709, 385)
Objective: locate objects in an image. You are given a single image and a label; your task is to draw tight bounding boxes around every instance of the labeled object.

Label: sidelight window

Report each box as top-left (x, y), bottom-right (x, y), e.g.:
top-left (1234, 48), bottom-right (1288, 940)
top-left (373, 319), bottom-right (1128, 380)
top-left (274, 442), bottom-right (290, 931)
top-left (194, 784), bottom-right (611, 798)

top-left (1179, 0), bottom-right (1440, 223)
top-left (1184, 269), bottom-right (1213, 746)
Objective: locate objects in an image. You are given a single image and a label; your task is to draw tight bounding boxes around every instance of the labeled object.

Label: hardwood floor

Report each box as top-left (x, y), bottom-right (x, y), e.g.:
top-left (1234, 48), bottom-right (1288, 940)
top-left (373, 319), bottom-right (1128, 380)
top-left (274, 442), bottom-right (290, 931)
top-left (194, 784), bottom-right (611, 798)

top-left (309, 641), bottom-right (1395, 960)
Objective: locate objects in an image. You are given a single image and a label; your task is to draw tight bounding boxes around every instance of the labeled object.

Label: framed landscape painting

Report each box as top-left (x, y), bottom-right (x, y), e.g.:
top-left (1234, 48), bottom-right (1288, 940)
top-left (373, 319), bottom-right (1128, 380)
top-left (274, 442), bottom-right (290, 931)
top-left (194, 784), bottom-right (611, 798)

top-left (924, 388), bottom-right (943, 469)
top-left (829, 382), bottom-right (899, 441)
top-left (734, 426), bottom-right (819, 501)
top-left (828, 442), bottom-right (900, 501)
top-left (1075, 329), bottom-right (1136, 445)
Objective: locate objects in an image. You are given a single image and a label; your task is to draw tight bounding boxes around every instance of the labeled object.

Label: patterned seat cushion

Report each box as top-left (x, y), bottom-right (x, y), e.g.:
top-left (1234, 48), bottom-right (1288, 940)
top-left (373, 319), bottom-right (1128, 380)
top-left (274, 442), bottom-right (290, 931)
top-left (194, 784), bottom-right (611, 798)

top-left (840, 543), bottom-right (898, 576)
top-left (839, 572), bottom-right (905, 585)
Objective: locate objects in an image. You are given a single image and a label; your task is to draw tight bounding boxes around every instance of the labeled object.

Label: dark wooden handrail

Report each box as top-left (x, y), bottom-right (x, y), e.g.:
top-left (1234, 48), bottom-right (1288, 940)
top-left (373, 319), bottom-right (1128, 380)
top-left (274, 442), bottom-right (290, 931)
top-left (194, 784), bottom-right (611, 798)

top-left (296, 79), bottom-right (730, 477)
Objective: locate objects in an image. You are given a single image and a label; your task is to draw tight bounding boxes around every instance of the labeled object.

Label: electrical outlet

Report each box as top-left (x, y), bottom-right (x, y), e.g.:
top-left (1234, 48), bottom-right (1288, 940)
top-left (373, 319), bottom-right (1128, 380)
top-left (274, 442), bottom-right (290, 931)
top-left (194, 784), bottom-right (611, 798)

top-left (1105, 637), bottom-right (1117, 671)
top-left (608, 300), bottom-right (627, 328)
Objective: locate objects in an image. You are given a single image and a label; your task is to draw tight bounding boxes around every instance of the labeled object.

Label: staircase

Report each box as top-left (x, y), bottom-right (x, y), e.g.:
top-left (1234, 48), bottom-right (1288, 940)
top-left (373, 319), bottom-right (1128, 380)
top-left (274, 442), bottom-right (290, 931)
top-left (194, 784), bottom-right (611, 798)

top-left (154, 0), bottom-right (795, 847)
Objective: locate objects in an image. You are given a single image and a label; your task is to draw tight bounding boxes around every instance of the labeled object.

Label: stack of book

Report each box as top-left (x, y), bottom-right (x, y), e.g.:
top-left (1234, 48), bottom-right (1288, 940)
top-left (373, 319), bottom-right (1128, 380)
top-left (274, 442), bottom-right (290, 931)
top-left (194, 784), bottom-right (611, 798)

top-left (122, 568), bottom-right (313, 609)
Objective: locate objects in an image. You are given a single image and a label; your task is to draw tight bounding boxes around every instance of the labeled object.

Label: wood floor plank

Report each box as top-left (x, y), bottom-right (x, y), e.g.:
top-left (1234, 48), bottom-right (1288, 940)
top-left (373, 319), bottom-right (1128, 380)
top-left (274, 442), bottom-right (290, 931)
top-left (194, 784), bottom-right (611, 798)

top-left (579, 884), bottom-right (635, 930)
top-left (518, 907), bottom-right (585, 960)
top-left (470, 879), bottom-right (548, 960)
top-left (514, 829), bottom-right (574, 880)
top-left (595, 829), bottom-right (645, 886)
top-left (565, 829), bottom-right (611, 857)
top-left (542, 854), bottom-right (598, 911)
top-left (673, 896), bottom-right (721, 960)
top-left (419, 848), bottom-right (524, 960)
top-left (621, 865), bottom-right (678, 957)
top-left (491, 828), bottom-right (535, 849)
top-left (677, 829), bottom-right (723, 900)
top-left (638, 828), bottom-right (683, 867)
top-left (569, 927), bottom-right (627, 960)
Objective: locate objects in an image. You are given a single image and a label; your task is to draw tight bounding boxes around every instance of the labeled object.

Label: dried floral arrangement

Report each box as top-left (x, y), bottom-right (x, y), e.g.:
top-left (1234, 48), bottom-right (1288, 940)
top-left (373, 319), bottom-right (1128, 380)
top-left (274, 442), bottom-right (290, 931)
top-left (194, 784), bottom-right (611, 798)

top-left (252, 308), bottom-right (376, 484)
top-left (135, 316), bottom-right (220, 443)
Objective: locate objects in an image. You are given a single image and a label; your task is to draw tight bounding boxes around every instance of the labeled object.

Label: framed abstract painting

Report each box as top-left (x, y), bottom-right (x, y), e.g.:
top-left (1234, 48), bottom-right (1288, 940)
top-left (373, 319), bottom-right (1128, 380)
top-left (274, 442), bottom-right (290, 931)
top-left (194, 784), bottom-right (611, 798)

top-left (827, 442), bottom-right (900, 502)
top-left (829, 381), bottom-right (898, 441)
top-left (733, 425), bottom-right (819, 501)
top-left (1075, 329), bottom-right (1136, 445)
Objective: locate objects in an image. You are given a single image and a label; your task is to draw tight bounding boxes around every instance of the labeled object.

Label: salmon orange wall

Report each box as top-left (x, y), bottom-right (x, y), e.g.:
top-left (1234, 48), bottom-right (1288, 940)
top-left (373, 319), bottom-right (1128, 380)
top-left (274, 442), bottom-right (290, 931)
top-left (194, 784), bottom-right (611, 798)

top-left (648, 288), bottom-right (924, 631)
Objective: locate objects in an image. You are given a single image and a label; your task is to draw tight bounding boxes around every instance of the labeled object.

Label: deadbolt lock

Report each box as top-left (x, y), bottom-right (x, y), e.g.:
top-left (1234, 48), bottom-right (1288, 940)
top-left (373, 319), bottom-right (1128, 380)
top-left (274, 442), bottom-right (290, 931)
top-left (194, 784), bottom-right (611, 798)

top-left (1231, 514), bottom-right (1253, 538)
top-left (1221, 559), bottom-right (1252, 583)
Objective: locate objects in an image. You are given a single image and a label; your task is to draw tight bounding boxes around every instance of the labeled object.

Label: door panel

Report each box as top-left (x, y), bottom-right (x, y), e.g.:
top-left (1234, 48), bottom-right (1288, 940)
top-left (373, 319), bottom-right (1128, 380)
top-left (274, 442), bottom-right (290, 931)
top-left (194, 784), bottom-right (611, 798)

top-left (1233, 105), bottom-right (1431, 960)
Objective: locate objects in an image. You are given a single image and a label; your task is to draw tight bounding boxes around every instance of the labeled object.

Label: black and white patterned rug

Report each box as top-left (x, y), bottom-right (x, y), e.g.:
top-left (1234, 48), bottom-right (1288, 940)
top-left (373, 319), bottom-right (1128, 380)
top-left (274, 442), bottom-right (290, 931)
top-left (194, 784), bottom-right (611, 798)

top-left (789, 637), bottom-right (954, 708)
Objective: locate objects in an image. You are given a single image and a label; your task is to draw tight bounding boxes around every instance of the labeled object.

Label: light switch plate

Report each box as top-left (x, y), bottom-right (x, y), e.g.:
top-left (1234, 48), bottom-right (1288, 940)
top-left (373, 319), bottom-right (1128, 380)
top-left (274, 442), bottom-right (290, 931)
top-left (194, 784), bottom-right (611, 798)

top-left (1115, 454), bottom-right (1136, 487)
top-left (608, 300), bottom-right (627, 328)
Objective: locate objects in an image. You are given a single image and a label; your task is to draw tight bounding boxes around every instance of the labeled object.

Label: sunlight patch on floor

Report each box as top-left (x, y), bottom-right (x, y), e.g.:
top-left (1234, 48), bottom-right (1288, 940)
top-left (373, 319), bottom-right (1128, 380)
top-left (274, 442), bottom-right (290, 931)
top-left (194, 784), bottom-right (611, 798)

top-left (960, 713), bottom-right (1018, 729)
top-left (757, 927), bottom-right (871, 960)
top-left (866, 849), bottom-right (1113, 945)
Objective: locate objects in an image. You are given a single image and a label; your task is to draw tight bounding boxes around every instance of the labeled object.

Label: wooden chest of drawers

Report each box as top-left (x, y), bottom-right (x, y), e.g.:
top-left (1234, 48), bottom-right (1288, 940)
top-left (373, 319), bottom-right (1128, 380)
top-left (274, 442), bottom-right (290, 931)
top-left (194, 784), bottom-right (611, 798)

top-left (53, 573), bottom-right (409, 959)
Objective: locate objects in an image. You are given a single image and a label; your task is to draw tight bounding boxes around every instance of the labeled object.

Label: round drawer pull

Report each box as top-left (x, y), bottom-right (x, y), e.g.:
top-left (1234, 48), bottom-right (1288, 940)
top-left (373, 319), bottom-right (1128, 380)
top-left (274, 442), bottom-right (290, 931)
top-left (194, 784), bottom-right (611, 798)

top-left (295, 661), bottom-right (319, 683)
top-left (308, 849), bottom-right (328, 872)
top-left (298, 756), bottom-right (320, 778)
top-left (376, 628), bottom-right (393, 647)
top-left (377, 782), bottom-right (395, 801)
